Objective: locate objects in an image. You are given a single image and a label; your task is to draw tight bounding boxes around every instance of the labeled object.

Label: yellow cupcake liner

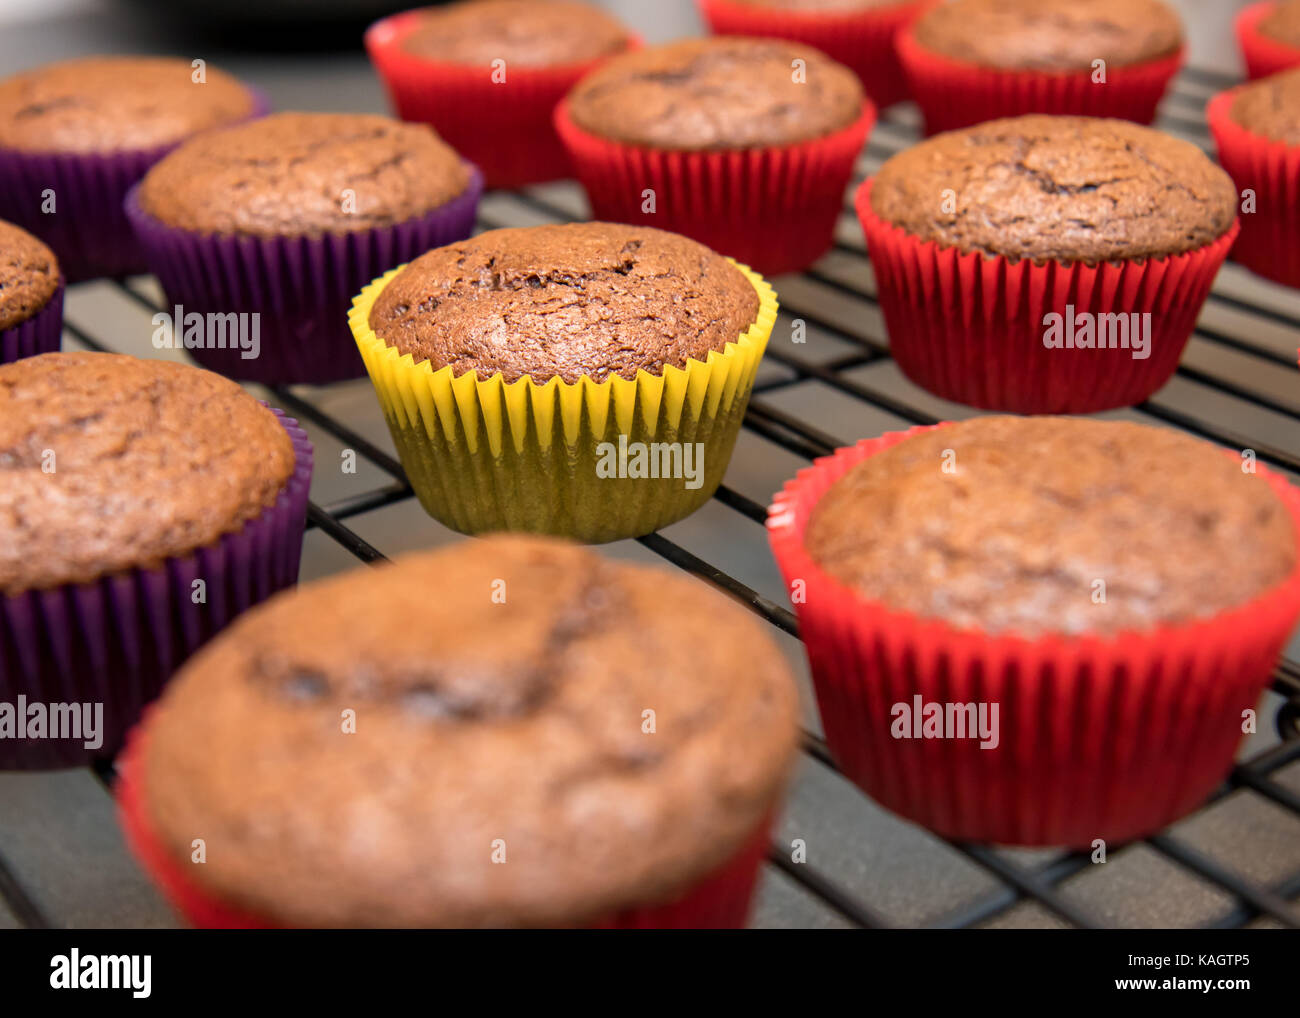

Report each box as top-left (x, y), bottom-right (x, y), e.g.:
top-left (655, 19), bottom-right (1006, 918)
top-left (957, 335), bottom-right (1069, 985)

top-left (349, 261), bottom-right (778, 542)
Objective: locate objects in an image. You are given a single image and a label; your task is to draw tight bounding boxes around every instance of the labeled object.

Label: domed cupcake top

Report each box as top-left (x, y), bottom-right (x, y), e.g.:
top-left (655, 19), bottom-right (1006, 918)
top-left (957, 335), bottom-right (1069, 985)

top-left (805, 416), bottom-right (1297, 637)
top-left (566, 36), bottom-right (865, 150)
top-left (137, 112), bottom-right (471, 237)
top-left (368, 222), bottom-right (760, 384)
top-left (141, 534), bottom-right (801, 927)
top-left (1259, 0), bottom-right (1300, 47)
top-left (401, 0), bottom-right (631, 67)
top-left (0, 56), bottom-right (256, 154)
top-left (0, 220), bottom-right (58, 331)
top-left (0, 352), bottom-right (295, 593)
top-left (869, 115), bottom-right (1238, 264)
top-left (1230, 67), bottom-right (1300, 145)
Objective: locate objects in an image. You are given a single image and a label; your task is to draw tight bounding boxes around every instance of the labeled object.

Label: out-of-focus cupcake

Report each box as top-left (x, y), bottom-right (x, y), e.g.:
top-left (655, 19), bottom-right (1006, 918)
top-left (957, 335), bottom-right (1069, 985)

top-left (125, 111), bottom-right (483, 386)
top-left (855, 114), bottom-right (1238, 413)
top-left (898, 0), bottom-right (1185, 134)
top-left (349, 221), bottom-right (776, 541)
top-left (768, 416), bottom-right (1300, 846)
top-left (116, 535), bottom-right (801, 928)
top-left (0, 220), bottom-right (62, 364)
top-left (366, 0), bottom-right (636, 189)
top-left (556, 36), bottom-right (874, 276)
top-left (0, 352), bottom-right (312, 769)
top-left (0, 56), bottom-right (266, 282)
top-left (1238, 1), bottom-right (1300, 80)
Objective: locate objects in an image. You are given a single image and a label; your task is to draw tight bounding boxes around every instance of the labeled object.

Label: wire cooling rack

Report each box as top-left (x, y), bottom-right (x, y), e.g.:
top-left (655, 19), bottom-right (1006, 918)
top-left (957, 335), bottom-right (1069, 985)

top-left (1, 64), bottom-right (1298, 930)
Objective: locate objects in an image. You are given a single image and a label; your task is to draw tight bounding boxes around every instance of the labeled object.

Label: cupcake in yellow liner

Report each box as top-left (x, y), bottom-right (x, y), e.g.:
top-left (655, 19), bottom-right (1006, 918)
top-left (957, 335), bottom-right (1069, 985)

top-left (349, 223), bottom-right (777, 542)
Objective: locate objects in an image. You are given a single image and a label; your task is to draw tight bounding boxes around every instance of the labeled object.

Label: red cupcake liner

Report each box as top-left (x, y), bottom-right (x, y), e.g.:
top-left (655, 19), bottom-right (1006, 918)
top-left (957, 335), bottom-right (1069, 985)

top-left (365, 10), bottom-right (639, 190)
top-left (1207, 89), bottom-right (1300, 289)
top-left (767, 426), bottom-right (1300, 847)
top-left (896, 27), bottom-right (1184, 134)
top-left (116, 718), bottom-right (771, 928)
top-left (854, 178), bottom-right (1238, 414)
top-left (696, 0), bottom-right (935, 109)
top-left (1237, 2), bottom-right (1300, 80)
top-left (555, 99), bottom-right (875, 277)
top-left (0, 281), bottom-right (62, 364)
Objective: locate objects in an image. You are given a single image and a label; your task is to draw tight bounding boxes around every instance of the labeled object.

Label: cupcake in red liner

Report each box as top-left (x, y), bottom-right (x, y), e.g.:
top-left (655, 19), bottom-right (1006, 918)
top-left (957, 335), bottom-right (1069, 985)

top-left (114, 536), bottom-right (799, 928)
top-left (557, 37), bottom-right (875, 277)
top-left (0, 57), bottom-right (267, 282)
top-left (365, 2), bottom-right (638, 190)
top-left (898, 0), bottom-right (1185, 134)
top-left (0, 354), bottom-right (312, 769)
top-left (0, 220), bottom-right (62, 364)
top-left (125, 112), bottom-right (483, 386)
top-left (696, 0), bottom-right (935, 109)
top-left (1207, 73), bottom-right (1300, 289)
top-left (857, 116), bottom-right (1239, 414)
top-left (768, 418), bottom-right (1300, 847)
top-left (1238, 2), bottom-right (1300, 80)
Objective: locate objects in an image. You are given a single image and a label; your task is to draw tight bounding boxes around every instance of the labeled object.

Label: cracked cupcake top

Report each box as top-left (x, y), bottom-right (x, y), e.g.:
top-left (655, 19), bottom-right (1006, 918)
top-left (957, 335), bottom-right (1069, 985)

top-left (0, 220), bottom-right (59, 331)
top-left (0, 352), bottom-right (295, 593)
top-left (137, 112), bottom-right (471, 237)
top-left (141, 534), bottom-right (801, 927)
top-left (1230, 67), bottom-right (1300, 145)
top-left (869, 115), bottom-right (1237, 263)
top-left (400, 0), bottom-right (631, 67)
top-left (368, 222), bottom-right (760, 383)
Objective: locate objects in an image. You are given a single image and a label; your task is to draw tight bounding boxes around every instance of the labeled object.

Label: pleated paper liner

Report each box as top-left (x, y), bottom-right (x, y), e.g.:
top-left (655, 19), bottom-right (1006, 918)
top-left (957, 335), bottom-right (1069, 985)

top-left (1237, 2), bottom-right (1300, 80)
top-left (696, 0), bottom-right (934, 109)
top-left (554, 100), bottom-right (875, 278)
top-left (124, 168), bottom-right (483, 386)
top-left (365, 10), bottom-right (640, 190)
top-left (0, 89), bottom-right (270, 283)
top-left (0, 282), bottom-right (62, 364)
top-left (767, 426), bottom-right (1300, 847)
top-left (350, 262), bottom-right (777, 543)
top-left (0, 409), bottom-right (312, 770)
top-left (116, 718), bottom-right (772, 928)
top-left (896, 28), bottom-right (1184, 135)
top-left (1207, 89), bottom-right (1300, 289)
top-left (854, 178), bottom-right (1239, 414)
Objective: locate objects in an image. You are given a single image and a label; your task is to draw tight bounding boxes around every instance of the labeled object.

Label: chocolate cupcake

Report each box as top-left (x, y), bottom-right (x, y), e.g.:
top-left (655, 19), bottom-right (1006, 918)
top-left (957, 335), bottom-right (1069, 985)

top-left (768, 416), bottom-right (1300, 845)
top-left (0, 56), bottom-right (265, 281)
top-left (898, 0), bottom-right (1185, 133)
top-left (1239, 1), bottom-right (1300, 80)
top-left (117, 535), bottom-right (801, 928)
top-left (126, 111), bottom-right (482, 385)
top-left (366, 0), bottom-right (636, 189)
top-left (350, 221), bottom-right (776, 541)
top-left (0, 352), bottom-right (312, 769)
top-left (856, 114), bottom-right (1239, 412)
top-left (556, 36), bottom-right (875, 275)
top-left (0, 219), bottom-right (61, 364)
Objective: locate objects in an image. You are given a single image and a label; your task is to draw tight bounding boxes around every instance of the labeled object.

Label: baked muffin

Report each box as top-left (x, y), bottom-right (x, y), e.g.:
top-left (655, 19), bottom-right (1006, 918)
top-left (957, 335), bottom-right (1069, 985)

top-left (126, 112), bottom-right (482, 385)
top-left (350, 222), bottom-right (777, 542)
top-left (0, 56), bottom-right (264, 281)
top-left (0, 219), bottom-right (61, 363)
top-left (1240, 1), bottom-right (1300, 80)
top-left (0, 352), bottom-right (312, 768)
top-left (118, 535), bottom-right (801, 928)
top-left (367, 1), bottom-right (636, 188)
top-left (898, 0), bottom-right (1186, 132)
top-left (557, 36), bottom-right (874, 274)
top-left (768, 417), bottom-right (1300, 845)
top-left (855, 115), bottom-right (1239, 412)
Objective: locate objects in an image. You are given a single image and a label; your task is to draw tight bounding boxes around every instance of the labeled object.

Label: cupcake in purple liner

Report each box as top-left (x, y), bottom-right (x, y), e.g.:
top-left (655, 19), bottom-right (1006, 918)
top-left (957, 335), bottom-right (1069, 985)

top-left (126, 112), bottom-right (484, 386)
top-left (0, 352), bottom-right (313, 769)
top-left (0, 219), bottom-right (62, 363)
top-left (0, 57), bottom-right (267, 282)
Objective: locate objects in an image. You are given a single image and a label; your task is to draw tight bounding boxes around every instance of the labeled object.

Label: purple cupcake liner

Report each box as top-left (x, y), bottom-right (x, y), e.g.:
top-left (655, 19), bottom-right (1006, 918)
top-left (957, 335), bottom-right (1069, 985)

top-left (124, 165), bottom-right (485, 386)
top-left (0, 89), bottom-right (270, 283)
top-left (0, 281), bottom-right (63, 363)
top-left (0, 407), bottom-right (313, 770)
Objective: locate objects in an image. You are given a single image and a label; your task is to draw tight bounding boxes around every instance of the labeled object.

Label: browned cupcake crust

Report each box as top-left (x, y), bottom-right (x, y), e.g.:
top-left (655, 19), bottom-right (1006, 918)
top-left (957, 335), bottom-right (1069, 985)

top-left (401, 0), bottom-right (630, 67)
top-left (368, 222), bottom-right (760, 384)
top-left (141, 534), bottom-right (801, 928)
top-left (869, 115), bottom-right (1237, 264)
top-left (0, 220), bottom-right (59, 331)
top-left (0, 56), bottom-right (256, 154)
top-left (911, 0), bottom-right (1184, 72)
top-left (0, 352), bottom-right (295, 594)
top-left (736, 0), bottom-right (913, 8)
top-left (1259, 0), bottom-right (1300, 47)
top-left (137, 112), bottom-right (470, 238)
top-left (566, 36), bottom-right (865, 150)
top-left (1230, 67), bottom-right (1300, 145)
top-left (805, 417), bottom-right (1297, 637)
